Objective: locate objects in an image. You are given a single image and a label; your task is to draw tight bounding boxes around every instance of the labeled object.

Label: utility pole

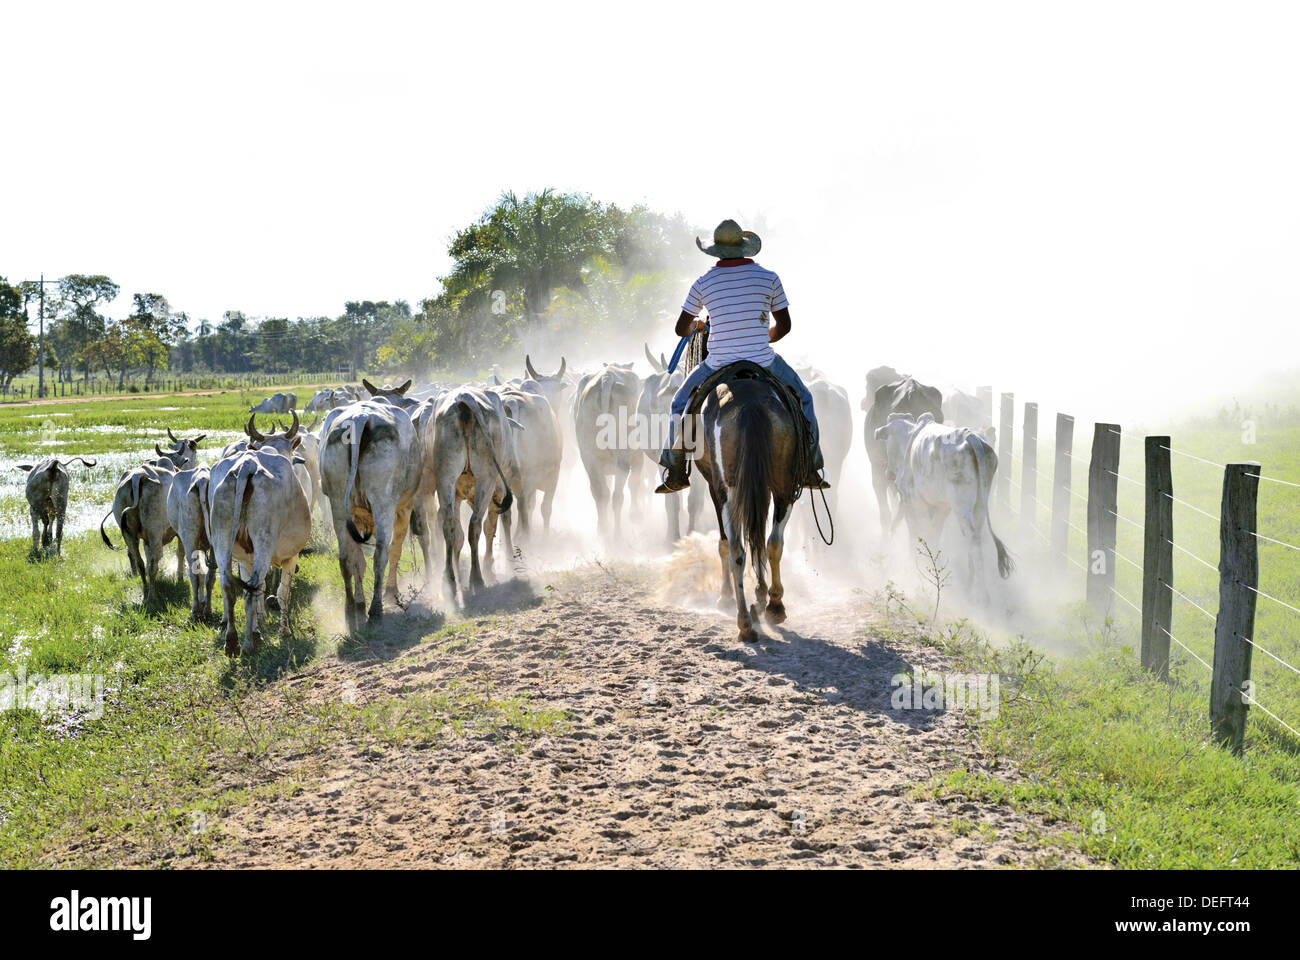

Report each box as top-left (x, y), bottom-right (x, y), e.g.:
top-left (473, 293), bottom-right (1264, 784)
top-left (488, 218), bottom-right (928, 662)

top-left (21, 273), bottom-right (55, 398)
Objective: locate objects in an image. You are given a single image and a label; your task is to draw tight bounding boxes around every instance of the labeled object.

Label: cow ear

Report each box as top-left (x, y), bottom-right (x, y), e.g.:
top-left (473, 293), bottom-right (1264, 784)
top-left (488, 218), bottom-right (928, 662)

top-left (917, 412), bottom-right (935, 426)
top-left (292, 457), bottom-right (306, 466)
top-left (873, 426), bottom-right (890, 443)
top-left (290, 436), bottom-right (303, 451)
top-left (507, 417), bottom-right (525, 431)
top-left (15, 464), bottom-right (33, 472)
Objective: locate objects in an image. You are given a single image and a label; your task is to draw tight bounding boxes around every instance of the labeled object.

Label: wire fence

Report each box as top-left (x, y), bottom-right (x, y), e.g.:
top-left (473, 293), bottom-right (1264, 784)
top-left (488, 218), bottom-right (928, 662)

top-left (988, 389), bottom-right (1300, 753)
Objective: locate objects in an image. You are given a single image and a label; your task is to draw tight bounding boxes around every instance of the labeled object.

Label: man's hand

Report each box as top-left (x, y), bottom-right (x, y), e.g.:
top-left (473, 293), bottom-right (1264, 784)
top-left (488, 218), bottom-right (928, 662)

top-left (674, 310), bottom-right (703, 338)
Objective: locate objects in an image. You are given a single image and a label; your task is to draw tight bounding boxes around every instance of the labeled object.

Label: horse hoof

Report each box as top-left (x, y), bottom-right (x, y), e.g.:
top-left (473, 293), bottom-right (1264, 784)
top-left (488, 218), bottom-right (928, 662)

top-left (738, 626), bottom-right (760, 643)
top-left (765, 603), bottom-right (787, 625)
top-left (224, 638), bottom-right (240, 658)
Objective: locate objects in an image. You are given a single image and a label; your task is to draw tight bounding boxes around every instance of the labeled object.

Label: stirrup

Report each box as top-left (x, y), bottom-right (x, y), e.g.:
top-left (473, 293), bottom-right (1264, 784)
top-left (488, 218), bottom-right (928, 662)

top-left (655, 468), bottom-right (690, 494)
top-left (802, 469), bottom-right (831, 491)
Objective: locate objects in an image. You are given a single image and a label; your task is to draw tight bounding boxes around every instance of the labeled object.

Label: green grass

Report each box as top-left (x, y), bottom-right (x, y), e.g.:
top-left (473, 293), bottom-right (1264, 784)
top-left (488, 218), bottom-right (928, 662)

top-left (928, 414), bottom-right (1300, 868)
top-left (0, 534), bottom-right (566, 867)
top-left (0, 392), bottom-right (563, 868)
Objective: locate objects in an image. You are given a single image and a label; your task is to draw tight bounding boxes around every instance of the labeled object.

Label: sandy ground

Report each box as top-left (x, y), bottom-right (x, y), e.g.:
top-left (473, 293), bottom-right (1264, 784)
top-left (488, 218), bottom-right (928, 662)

top-left (152, 549), bottom-right (1090, 870)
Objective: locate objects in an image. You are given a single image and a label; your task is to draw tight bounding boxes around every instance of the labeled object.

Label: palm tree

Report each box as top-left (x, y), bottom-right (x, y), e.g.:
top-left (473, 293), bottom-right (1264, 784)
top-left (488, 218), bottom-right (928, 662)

top-left (443, 189), bottom-right (611, 324)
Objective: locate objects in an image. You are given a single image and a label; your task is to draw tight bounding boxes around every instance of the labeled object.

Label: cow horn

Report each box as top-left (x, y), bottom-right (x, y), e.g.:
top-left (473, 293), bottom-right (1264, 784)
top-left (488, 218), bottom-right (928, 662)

top-left (247, 414), bottom-right (266, 443)
top-left (644, 343), bottom-right (664, 373)
top-left (556, 357), bottom-right (566, 379)
top-left (285, 410), bottom-right (299, 439)
top-left (525, 355), bottom-right (540, 380)
top-left (155, 443), bottom-right (167, 458)
top-left (398, 379), bottom-right (411, 394)
top-left (492, 374), bottom-right (502, 385)
top-left (362, 378), bottom-right (378, 395)
top-left (194, 434), bottom-right (205, 445)
top-left (167, 427), bottom-right (179, 444)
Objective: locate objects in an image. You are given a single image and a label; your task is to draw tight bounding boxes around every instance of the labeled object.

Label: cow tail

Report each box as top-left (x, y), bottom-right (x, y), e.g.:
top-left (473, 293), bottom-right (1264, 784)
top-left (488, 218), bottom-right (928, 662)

top-left (599, 372), bottom-right (614, 424)
top-left (344, 419), bottom-right (370, 543)
top-left (469, 404), bottom-right (515, 513)
top-left (195, 474), bottom-right (211, 544)
top-left (730, 401), bottom-right (772, 583)
top-left (99, 507), bottom-right (116, 549)
top-left (228, 460), bottom-right (257, 593)
top-left (972, 438), bottom-right (1014, 578)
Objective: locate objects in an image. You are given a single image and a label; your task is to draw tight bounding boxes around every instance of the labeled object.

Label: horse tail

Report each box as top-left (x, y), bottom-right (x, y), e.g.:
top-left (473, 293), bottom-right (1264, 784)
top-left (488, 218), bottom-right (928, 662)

top-left (730, 399), bottom-right (773, 583)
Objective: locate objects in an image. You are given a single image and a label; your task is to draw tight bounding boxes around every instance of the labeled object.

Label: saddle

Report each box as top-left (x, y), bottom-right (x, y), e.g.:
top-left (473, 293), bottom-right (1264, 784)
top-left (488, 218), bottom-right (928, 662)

top-left (679, 360), bottom-right (812, 497)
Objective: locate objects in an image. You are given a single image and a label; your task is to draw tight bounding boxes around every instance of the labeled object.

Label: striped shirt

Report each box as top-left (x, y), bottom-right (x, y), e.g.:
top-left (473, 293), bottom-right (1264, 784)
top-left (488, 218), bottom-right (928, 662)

top-left (682, 259), bottom-right (786, 369)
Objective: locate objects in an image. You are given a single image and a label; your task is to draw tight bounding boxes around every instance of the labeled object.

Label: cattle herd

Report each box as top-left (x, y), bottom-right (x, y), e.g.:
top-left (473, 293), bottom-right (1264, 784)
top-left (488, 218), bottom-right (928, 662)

top-left (15, 354), bottom-right (1014, 652)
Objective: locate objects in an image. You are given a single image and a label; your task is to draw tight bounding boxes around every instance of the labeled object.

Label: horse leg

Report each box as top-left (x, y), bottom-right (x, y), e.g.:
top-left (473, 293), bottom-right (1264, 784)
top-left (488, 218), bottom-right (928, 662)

top-left (665, 489), bottom-right (681, 545)
top-left (766, 500), bottom-right (790, 624)
top-left (723, 503), bottom-right (757, 642)
top-left (709, 486), bottom-right (732, 610)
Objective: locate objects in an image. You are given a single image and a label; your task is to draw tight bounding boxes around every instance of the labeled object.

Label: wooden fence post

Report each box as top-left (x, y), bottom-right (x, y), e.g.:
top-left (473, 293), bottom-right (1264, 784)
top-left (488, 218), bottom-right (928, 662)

top-left (976, 386), bottom-right (993, 430)
top-left (998, 392), bottom-right (1014, 513)
top-left (1141, 436), bottom-right (1173, 679)
top-left (1020, 402), bottom-right (1038, 533)
top-left (1086, 423), bottom-right (1121, 613)
top-left (1210, 462), bottom-right (1260, 754)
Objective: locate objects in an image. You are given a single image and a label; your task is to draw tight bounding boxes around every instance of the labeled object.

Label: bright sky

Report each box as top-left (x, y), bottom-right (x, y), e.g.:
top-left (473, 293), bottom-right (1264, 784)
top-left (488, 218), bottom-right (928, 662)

top-left (3, 0), bottom-right (1297, 420)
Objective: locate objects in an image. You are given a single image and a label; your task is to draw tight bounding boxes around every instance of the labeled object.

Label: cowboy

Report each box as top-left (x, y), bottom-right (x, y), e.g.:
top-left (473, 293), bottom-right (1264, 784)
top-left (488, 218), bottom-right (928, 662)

top-left (655, 219), bottom-right (830, 493)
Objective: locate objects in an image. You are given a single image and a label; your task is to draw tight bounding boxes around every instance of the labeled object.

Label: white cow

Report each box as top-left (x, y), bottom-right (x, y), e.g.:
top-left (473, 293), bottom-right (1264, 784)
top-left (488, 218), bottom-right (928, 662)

top-left (208, 445), bottom-right (311, 656)
top-left (874, 412), bottom-right (1013, 603)
top-left (319, 399), bottom-right (423, 631)
top-left (165, 465), bottom-right (215, 621)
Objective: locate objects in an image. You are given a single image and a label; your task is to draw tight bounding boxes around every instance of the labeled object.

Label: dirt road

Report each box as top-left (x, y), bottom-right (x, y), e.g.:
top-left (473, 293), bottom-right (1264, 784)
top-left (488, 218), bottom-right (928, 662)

top-left (152, 555), bottom-right (1088, 869)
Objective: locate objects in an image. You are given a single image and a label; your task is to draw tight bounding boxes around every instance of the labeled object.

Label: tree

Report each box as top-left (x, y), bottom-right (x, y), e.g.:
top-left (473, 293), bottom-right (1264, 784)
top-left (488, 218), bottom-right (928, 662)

top-left (0, 277), bottom-right (36, 390)
top-left (125, 292), bottom-right (184, 386)
top-left (442, 189), bottom-right (612, 325)
top-left (56, 274), bottom-right (119, 383)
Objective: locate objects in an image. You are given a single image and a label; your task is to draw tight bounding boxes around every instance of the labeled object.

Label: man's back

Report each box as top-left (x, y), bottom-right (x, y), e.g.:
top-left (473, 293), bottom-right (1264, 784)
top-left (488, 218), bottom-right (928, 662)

top-left (683, 259), bottom-right (786, 369)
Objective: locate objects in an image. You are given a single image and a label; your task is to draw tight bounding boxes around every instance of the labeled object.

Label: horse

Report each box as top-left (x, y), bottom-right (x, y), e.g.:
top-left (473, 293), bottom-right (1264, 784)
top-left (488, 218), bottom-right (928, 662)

top-left (693, 370), bottom-right (800, 642)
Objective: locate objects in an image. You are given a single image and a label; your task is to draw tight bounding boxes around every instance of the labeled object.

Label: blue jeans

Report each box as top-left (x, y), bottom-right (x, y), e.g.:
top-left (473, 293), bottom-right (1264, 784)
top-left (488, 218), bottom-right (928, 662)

top-left (658, 354), bottom-right (820, 467)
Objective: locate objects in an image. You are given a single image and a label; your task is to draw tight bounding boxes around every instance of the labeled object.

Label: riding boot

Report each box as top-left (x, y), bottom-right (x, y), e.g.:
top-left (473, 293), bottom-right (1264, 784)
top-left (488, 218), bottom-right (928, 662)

top-left (802, 442), bottom-right (831, 490)
top-left (655, 448), bottom-right (691, 494)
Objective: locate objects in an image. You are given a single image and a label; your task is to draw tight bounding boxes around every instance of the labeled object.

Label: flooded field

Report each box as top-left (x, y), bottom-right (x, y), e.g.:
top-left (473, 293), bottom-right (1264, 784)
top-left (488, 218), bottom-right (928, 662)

top-left (0, 395), bottom-right (255, 541)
